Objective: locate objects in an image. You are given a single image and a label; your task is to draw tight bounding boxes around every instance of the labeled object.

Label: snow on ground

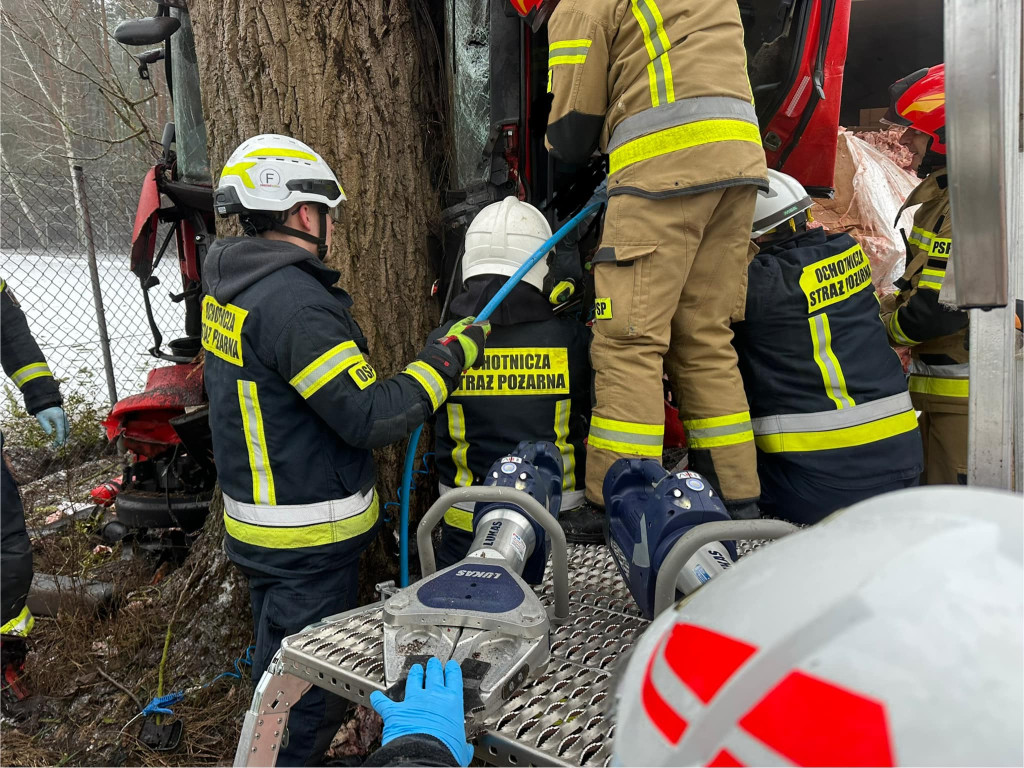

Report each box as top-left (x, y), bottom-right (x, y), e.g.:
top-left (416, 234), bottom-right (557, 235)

top-left (1, 249), bottom-right (185, 405)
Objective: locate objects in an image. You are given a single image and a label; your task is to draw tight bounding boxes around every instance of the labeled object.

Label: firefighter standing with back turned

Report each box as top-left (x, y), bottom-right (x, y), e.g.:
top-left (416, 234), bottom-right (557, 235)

top-left (204, 134), bottom-right (488, 766)
top-left (516, 0), bottom-right (769, 518)
top-left (878, 64), bottom-right (969, 485)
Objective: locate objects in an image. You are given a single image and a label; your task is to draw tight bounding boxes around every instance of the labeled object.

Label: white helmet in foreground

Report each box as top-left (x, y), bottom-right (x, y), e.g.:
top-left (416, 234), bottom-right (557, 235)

top-left (462, 197), bottom-right (551, 292)
top-left (751, 169), bottom-right (813, 238)
top-left (214, 134), bottom-right (345, 258)
top-left (613, 486), bottom-right (1023, 767)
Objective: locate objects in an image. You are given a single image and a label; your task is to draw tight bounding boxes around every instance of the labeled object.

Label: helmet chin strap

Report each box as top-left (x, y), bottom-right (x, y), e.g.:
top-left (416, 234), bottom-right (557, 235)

top-left (272, 204), bottom-right (329, 260)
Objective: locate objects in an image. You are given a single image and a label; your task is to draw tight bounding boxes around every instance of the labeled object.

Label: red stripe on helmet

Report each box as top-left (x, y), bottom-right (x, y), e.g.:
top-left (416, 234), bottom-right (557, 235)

top-left (642, 651), bottom-right (688, 744)
top-left (663, 623), bottom-right (758, 704)
top-left (707, 749), bottom-right (745, 767)
top-left (739, 670), bottom-right (895, 767)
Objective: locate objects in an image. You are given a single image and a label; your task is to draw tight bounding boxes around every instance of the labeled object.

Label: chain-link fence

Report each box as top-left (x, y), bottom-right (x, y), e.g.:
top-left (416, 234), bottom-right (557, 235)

top-left (1, 168), bottom-right (185, 407)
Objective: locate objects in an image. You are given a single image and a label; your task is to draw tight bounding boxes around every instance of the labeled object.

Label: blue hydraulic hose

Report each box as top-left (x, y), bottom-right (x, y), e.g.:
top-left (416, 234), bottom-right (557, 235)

top-left (398, 200), bottom-right (604, 587)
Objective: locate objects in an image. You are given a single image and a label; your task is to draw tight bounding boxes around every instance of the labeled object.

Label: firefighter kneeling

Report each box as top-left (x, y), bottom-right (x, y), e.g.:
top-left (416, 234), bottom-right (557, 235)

top-left (431, 197), bottom-right (594, 560)
top-left (732, 171), bottom-right (923, 524)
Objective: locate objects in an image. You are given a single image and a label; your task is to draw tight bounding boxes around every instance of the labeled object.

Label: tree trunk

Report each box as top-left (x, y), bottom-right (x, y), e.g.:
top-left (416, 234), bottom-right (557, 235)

top-left (189, 0), bottom-right (443, 592)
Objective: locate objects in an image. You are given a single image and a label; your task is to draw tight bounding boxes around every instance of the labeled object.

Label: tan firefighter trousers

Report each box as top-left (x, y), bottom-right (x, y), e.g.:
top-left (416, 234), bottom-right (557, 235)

top-left (918, 409), bottom-right (968, 485)
top-left (586, 185), bottom-right (760, 506)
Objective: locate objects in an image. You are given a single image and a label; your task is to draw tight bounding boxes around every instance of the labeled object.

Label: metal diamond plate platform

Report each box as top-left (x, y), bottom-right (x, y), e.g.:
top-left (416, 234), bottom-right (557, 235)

top-left (278, 545), bottom-right (646, 767)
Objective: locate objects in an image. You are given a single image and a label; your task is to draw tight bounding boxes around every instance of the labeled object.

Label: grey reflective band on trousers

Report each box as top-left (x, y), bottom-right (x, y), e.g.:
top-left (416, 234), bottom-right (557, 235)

top-left (751, 391), bottom-right (915, 435)
top-left (607, 96), bottom-right (760, 152)
top-left (223, 487), bottom-right (375, 527)
top-left (438, 482), bottom-right (584, 514)
top-left (909, 360), bottom-right (970, 378)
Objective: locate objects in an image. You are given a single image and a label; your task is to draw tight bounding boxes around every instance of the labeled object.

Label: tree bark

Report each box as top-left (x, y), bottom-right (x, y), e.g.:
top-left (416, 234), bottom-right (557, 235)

top-left (190, 0), bottom-right (443, 591)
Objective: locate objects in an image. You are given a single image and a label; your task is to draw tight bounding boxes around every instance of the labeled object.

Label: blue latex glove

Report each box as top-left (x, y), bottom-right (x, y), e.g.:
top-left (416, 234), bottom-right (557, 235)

top-left (35, 406), bottom-right (69, 448)
top-left (369, 657), bottom-right (473, 766)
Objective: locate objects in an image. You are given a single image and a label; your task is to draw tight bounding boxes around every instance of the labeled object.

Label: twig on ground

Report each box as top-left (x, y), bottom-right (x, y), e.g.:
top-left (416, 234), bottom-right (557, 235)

top-left (95, 665), bottom-right (142, 711)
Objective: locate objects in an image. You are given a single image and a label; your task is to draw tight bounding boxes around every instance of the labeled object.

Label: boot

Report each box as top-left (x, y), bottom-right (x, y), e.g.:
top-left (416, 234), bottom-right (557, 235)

top-left (724, 500), bottom-right (761, 520)
top-left (559, 501), bottom-right (605, 545)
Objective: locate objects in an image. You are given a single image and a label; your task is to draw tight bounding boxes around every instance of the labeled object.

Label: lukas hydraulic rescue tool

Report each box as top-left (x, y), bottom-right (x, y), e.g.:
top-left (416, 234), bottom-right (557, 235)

top-left (383, 441), bottom-right (569, 717)
top-left (605, 459), bottom-right (799, 619)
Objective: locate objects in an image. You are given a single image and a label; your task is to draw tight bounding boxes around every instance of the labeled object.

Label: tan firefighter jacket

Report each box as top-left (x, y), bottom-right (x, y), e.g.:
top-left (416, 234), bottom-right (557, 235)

top-left (545, 0), bottom-right (768, 198)
top-left (880, 170), bottom-right (969, 414)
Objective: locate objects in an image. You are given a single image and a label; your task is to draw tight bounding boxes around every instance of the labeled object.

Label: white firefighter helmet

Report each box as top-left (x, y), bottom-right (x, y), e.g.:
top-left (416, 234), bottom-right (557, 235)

top-left (751, 169), bottom-right (813, 238)
top-left (612, 486), bottom-right (1023, 767)
top-left (462, 197), bottom-right (551, 292)
top-left (213, 134), bottom-right (345, 216)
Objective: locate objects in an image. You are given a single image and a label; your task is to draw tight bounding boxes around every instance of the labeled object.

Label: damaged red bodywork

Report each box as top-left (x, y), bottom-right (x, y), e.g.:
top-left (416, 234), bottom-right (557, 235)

top-left (102, 365), bottom-right (205, 456)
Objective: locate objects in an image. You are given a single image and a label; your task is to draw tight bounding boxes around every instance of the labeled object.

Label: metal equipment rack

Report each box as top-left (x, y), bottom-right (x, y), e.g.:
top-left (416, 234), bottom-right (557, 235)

top-left (235, 545), bottom-right (647, 767)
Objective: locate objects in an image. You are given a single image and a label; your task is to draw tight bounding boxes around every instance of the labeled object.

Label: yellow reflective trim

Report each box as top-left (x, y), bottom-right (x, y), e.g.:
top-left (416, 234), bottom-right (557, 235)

top-left (554, 399), bottom-right (576, 493)
top-left (658, 52), bottom-right (675, 102)
top-left (549, 54), bottom-right (588, 65)
top-left (909, 375), bottom-right (969, 398)
top-left (918, 280), bottom-right (943, 291)
top-left (243, 147), bottom-right (317, 161)
top-left (11, 361), bottom-right (52, 389)
top-left (404, 361), bottom-right (447, 411)
top-left (888, 309), bottom-right (919, 346)
top-left (547, 68), bottom-right (553, 93)
top-left (683, 412), bottom-right (750, 430)
top-left (238, 380), bottom-right (276, 506)
top-left (289, 341), bottom-right (362, 399)
top-left (684, 409), bottom-right (754, 449)
top-left (810, 314), bottom-right (854, 410)
top-left (609, 119), bottom-right (763, 175)
top-left (592, 416), bottom-right (664, 435)
top-left (0, 605), bottom-right (34, 637)
top-left (550, 39), bottom-right (593, 51)
top-left (590, 416), bottom-right (663, 457)
top-left (448, 403), bottom-right (472, 487)
top-left (221, 161), bottom-right (257, 189)
top-left (645, 61), bottom-right (660, 106)
top-left (589, 434), bottom-right (663, 456)
top-left (755, 409), bottom-right (919, 453)
top-left (922, 268), bottom-right (945, 278)
top-left (223, 493), bottom-right (379, 549)
top-left (443, 506), bottom-right (474, 532)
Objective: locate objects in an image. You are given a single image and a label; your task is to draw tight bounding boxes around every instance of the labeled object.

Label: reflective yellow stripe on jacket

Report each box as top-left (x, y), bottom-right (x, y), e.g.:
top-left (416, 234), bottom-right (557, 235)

top-left (630, 0), bottom-right (675, 106)
top-left (809, 314), bottom-right (854, 409)
top-left (223, 489), bottom-right (379, 549)
top-left (447, 403), bottom-right (472, 487)
top-left (909, 375), bottom-right (969, 398)
top-left (290, 340), bottom-right (364, 399)
top-left (754, 392), bottom-right (918, 453)
top-left (589, 416), bottom-right (664, 457)
top-left (0, 605), bottom-right (34, 638)
top-left (11, 361), bottom-right (53, 389)
top-left (403, 361), bottom-right (449, 412)
top-left (548, 38), bottom-right (592, 66)
top-left (908, 361), bottom-right (969, 398)
top-left (553, 398), bottom-right (576, 494)
top-left (683, 411), bottom-right (754, 449)
top-left (607, 96), bottom-right (763, 175)
top-left (238, 380), bottom-right (276, 505)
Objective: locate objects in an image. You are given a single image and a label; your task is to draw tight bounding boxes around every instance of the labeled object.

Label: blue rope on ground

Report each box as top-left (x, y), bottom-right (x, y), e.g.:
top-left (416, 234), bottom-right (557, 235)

top-left (129, 644), bottom-right (256, 724)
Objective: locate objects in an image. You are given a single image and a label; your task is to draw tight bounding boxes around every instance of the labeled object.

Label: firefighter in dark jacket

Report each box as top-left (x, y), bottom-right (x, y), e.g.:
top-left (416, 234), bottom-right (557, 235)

top-left (732, 172), bottom-right (922, 525)
top-left (878, 64), bottom-right (969, 485)
top-left (532, 0), bottom-right (769, 520)
top-left (431, 198), bottom-right (593, 560)
top-left (1, 277), bottom-right (69, 705)
top-left (204, 135), bottom-right (488, 766)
